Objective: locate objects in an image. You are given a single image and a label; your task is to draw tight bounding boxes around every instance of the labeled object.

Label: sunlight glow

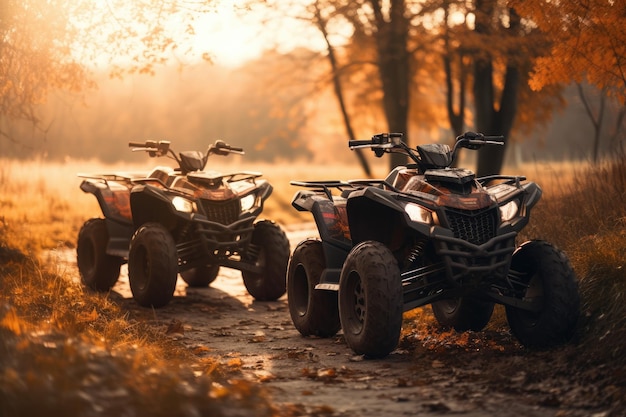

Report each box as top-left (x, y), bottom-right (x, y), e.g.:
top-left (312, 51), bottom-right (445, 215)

top-left (69, 0), bottom-right (326, 69)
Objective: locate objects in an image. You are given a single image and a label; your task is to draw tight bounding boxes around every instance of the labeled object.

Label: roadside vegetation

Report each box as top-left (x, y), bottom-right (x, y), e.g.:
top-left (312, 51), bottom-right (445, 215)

top-left (524, 154), bottom-right (626, 369)
top-left (1, 157), bottom-right (625, 415)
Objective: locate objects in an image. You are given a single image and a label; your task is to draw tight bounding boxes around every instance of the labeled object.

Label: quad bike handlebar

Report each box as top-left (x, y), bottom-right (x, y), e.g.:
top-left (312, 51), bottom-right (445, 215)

top-left (208, 140), bottom-right (244, 156)
top-left (128, 139), bottom-right (245, 174)
top-left (349, 131), bottom-right (504, 170)
top-left (456, 131), bottom-right (504, 150)
top-left (129, 140), bottom-right (171, 157)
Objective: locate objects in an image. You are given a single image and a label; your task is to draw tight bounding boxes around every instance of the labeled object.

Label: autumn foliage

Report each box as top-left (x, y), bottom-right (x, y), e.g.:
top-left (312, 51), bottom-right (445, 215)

top-left (513, 0), bottom-right (626, 103)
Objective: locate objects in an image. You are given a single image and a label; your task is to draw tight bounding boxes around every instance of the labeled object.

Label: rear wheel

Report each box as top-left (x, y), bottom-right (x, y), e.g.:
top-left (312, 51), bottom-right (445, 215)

top-left (77, 218), bottom-right (122, 291)
top-left (431, 297), bottom-right (494, 332)
top-left (288, 240), bottom-right (340, 338)
top-left (128, 223), bottom-right (178, 308)
top-left (506, 240), bottom-right (580, 348)
top-left (339, 241), bottom-right (403, 358)
top-left (242, 220), bottom-right (289, 301)
top-left (181, 264), bottom-right (219, 287)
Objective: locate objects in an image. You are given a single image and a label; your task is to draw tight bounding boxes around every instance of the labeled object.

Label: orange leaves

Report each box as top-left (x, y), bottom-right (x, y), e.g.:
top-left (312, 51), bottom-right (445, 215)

top-left (227, 357), bottom-right (243, 370)
top-left (512, 0), bottom-right (626, 103)
top-left (165, 318), bottom-right (185, 336)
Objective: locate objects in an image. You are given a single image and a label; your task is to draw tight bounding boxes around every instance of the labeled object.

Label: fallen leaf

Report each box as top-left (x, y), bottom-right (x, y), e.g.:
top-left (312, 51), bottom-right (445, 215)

top-left (317, 368), bottom-right (337, 380)
top-left (165, 319), bottom-right (184, 335)
top-left (256, 372), bottom-right (276, 382)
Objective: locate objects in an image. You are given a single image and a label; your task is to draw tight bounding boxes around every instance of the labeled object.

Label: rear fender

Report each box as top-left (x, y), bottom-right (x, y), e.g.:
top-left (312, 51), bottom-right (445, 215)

top-left (80, 180), bottom-right (132, 225)
top-left (291, 189), bottom-right (318, 212)
top-left (291, 190), bottom-right (352, 248)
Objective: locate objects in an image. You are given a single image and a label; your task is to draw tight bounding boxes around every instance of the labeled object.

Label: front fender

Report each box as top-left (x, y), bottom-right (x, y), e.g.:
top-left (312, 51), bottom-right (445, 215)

top-left (130, 185), bottom-right (188, 229)
top-left (257, 181), bottom-right (273, 203)
top-left (346, 187), bottom-right (430, 248)
top-left (522, 182), bottom-right (542, 211)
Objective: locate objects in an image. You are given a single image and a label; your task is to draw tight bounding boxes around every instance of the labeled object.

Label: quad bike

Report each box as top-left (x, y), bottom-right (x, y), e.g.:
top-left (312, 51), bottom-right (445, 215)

top-left (77, 139), bottom-right (290, 308)
top-left (287, 131), bottom-right (580, 358)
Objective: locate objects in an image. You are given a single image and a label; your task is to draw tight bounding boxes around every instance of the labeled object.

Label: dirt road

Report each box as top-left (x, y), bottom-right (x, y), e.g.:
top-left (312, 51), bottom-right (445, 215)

top-left (56, 223), bottom-right (616, 417)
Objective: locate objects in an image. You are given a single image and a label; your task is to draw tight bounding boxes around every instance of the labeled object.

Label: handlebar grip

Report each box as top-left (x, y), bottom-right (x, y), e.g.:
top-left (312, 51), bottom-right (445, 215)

top-left (128, 142), bottom-right (145, 147)
top-left (349, 140), bottom-right (373, 147)
top-left (229, 146), bottom-right (244, 153)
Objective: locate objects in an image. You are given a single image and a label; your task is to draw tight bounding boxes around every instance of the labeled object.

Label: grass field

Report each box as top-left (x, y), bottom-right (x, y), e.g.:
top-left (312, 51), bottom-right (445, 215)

top-left (1, 156), bottom-right (625, 415)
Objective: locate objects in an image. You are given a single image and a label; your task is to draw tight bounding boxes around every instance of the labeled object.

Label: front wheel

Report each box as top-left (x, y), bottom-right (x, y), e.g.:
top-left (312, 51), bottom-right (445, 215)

top-left (77, 218), bottom-right (122, 291)
top-left (339, 241), bottom-right (403, 358)
top-left (506, 240), bottom-right (580, 348)
top-left (181, 264), bottom-right (219, 287)
top-left (242, 220), bottom-right (290, 301)
top-left (287, 239), bottom-right (341, 338)
top-left (431, 297), bottom-right (494, 332)
top-left (128, 223), bottom-right (178, 308)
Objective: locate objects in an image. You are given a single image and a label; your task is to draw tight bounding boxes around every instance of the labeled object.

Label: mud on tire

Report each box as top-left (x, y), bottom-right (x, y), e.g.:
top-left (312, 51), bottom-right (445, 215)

top-left (339, 240), bottom-right (403, 358)
top-left (128, 223), bottom-right (178, 308)
top-left (77, 218), bottom-right (123, 291)
top-left (242, 220), bottom-right (290, 301)
top-left (506, 240), bottom-right (580, 348)
top-left (288, 239), bottom-right (341, 338)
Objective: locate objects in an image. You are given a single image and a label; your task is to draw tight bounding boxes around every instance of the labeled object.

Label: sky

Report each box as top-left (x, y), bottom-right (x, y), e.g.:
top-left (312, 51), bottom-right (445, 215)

top-left (190, 3), bottom-right (269, 67)
top-left (167, 1), bottom-right (327, 68)
top-left (65, 0), bottom-right (324, 69)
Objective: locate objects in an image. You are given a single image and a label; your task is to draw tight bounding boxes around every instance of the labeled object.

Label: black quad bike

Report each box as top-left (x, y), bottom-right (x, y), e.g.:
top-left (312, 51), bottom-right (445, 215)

top-left (77, 140), bottom-right (290, 308)
top-left (287, 132), bottom-right (580, 358)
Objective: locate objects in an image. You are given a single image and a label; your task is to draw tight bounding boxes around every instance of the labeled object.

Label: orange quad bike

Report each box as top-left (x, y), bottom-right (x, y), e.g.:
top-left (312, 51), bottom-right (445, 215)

top-left (288, 132), bottom-right (580, 358)
top-left (77, 140), bottom-right (289, 308)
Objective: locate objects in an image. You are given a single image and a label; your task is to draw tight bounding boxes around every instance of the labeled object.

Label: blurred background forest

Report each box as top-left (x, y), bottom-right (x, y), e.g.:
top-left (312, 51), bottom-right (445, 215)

top-left (1, 0), bottom-right (625, 172)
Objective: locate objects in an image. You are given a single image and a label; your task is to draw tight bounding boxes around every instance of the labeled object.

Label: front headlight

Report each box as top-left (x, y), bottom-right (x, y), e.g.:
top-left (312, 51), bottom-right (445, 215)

top-left (499, 200), bottom-right (519, 222)
top-left (405, 203), bottom-right (433, 224)
top-left (172, 196), bottom-right (195, 213)
top-left (240, 193), bottom-right (256, 211)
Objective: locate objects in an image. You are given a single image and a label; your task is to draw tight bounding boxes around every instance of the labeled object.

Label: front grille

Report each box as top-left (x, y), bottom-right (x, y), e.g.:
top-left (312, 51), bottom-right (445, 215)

top-left (444, 208), bottom-right (498, 245)
top-left (200, 199), bottom-right (240, 225)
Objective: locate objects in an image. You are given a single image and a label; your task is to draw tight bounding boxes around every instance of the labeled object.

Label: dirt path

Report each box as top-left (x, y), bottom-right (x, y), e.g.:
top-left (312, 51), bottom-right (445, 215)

top-left (55, 223), bottom-right (615, 417)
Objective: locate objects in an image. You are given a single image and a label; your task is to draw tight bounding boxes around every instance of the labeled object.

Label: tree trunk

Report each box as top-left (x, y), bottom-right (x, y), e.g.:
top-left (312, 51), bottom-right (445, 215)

top-left (370, 0), bottom-right (411, 169)
top-left (443, 0), bottom-right (466, 139)
top-left (474, 62), bottom-right (520, 176)
top-left (474, 3), bottom-right (521, 177)
top-left (314, 3), bottom-right (372, 177)
top-left (577, 83), bottom-right (605, 164)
